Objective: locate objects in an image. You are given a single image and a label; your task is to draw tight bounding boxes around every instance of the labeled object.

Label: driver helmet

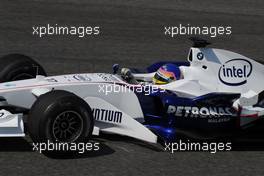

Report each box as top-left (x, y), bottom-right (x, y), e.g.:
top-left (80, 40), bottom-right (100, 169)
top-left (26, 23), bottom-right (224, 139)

top-left (152, 64), bottom-right (182, 84)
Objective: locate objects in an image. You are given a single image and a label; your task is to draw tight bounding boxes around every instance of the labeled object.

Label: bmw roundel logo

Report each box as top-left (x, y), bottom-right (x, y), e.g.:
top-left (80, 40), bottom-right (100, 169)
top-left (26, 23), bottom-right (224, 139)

top-left (197, 52), bottom-right (204, 60)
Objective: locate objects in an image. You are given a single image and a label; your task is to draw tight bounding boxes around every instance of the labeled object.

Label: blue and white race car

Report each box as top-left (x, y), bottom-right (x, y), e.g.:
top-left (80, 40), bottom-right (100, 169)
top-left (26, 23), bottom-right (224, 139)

top-left (0, 38), bottom-right (263, 146)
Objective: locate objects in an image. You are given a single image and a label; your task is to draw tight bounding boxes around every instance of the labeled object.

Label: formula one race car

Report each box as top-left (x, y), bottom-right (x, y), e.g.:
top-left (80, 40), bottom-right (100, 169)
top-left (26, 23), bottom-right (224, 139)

top-left (0, 38), bottom-right (263, 147)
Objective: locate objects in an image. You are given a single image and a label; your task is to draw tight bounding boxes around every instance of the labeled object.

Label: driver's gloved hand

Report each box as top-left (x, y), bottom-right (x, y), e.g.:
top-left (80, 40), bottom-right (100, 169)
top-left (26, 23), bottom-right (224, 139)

top-left (121, 68), bottom-right (133, 80)
top-left (121, 68), bottom-right (138, 84)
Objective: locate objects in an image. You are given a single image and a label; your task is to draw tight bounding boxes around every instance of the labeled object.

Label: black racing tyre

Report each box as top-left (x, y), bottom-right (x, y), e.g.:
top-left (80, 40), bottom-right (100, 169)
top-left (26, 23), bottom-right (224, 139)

top-left (256, 90), bottom-right (264, 107)
top-left (28, 90), bottom-right (94, 144)
top-left (0, 54), bottom-right (46, 82)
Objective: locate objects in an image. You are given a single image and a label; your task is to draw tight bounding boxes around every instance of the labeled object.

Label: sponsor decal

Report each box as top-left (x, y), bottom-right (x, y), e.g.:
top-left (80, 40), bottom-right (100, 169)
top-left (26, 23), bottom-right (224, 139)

top-left (167, 105), bottom-right (235, 123)
top-left (197, 52), bottom-right (204, 60)
top-left (4, 83), bottom-right (16, 87)
top-left (92, 108), bottom-right (122, 123)
top-left (73, 74), bottom-right (92, 82)
top-left (97, 73), bottom-right (119, 82)
top-left (218, 58), bottom-right (252, 86)
top-left (46, 78), bottom-right (58, 82)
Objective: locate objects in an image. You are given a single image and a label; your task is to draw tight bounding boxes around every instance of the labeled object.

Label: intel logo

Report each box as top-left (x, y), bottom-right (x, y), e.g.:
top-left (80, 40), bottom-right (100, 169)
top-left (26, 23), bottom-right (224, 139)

top-left (218, 58), bottom-right (252, 86)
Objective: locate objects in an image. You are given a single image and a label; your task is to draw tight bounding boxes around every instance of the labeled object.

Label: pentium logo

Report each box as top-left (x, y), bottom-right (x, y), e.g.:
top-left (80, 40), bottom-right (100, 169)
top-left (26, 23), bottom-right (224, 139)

top-left (218, 58), bottom-right (252, 86)
top-left (92, 108), bottom-right (123, 123)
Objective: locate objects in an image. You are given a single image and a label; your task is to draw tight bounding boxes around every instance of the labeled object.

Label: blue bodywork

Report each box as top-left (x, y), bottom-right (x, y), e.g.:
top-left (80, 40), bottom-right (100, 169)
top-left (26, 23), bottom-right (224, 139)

top-left (134, 61), bottom-right (240, 142)
top-left (130, 61), bottom-right (190, 74)
top-left (137, 90), bottom-right (240, 142)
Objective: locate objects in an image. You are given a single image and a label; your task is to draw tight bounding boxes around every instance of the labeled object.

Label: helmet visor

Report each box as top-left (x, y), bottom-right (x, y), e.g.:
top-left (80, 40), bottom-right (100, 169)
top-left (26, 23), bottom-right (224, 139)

top-left (153, 71), bottom-right (172, 84)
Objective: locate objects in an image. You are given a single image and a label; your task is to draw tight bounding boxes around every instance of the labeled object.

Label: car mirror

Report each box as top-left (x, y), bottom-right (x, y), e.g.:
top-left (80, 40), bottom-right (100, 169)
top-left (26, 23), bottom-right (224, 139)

top-left (112, 64), bottom-right (119, 74)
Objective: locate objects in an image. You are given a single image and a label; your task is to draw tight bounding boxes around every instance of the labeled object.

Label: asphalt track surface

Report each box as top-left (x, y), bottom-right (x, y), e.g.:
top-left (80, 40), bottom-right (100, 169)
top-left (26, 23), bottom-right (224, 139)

top-left (0, 0), bottom-right (264, 175)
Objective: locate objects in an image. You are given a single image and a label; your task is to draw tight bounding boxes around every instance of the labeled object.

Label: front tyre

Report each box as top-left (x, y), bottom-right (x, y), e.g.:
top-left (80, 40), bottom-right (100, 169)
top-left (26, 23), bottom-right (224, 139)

top-left (28, 90), bottom-right (94, 145)
top-left (0, 54), bottom-right (46, 82)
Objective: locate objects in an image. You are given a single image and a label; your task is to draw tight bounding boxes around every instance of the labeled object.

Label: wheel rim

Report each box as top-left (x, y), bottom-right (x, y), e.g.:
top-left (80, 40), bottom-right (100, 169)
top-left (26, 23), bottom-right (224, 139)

top-left (52, 110), bottom-right (83, 142)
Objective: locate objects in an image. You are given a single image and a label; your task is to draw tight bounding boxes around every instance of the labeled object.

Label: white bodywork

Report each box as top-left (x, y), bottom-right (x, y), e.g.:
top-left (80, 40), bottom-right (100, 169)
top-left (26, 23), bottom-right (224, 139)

top-left (0, 74), bottom-right (157, 142)
top-left (0, 46), bottom-right (263, 142)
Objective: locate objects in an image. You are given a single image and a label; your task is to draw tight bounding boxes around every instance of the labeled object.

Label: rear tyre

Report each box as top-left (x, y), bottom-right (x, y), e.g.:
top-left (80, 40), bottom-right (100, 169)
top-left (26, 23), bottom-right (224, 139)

top-left (0, 54), bottom-right (46, 82)
top-left (28, 90), bottom-right (94, 153)
top-left (255, 90), bottom-right (264, 107)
